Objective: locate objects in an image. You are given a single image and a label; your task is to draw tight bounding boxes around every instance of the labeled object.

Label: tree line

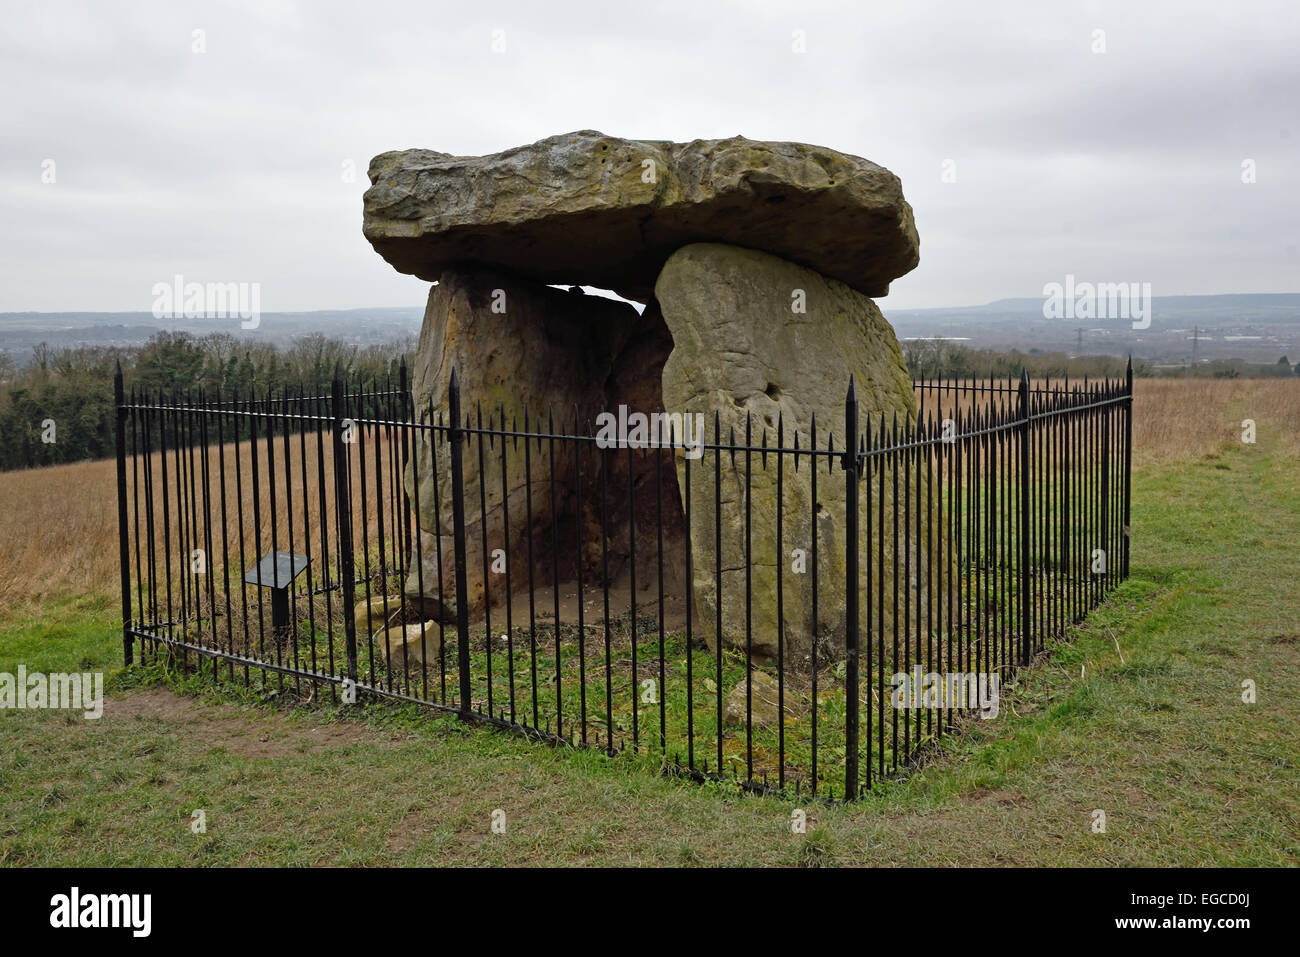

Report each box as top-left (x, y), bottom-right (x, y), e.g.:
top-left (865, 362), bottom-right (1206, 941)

top-left (3, 331), bottom-right (1296, 472)
top-left (899, 340), bottom-right (1299, 381)
top-left (0, 331), bottom-right (411, 472)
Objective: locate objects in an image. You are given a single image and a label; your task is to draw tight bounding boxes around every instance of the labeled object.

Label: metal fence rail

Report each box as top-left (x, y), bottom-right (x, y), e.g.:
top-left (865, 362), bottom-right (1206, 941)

top-left (114, 361), bottom-right (1133, 800)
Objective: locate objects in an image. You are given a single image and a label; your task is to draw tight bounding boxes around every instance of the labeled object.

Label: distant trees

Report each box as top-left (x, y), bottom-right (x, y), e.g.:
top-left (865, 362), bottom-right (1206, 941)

top-left (0, 345), bottom-right (120, 469)
top-left (3, 331), bottom-right (1293, 474)
top-left (134, 332), bottom-right (207, 394)
top-left (899, 339), bottom-right (1300, 382)
top-left (900, 340), bottom-right (1146, 381)
top-left (1176, 357), bottom-right (1298, 380)
top-left (0, 331), bottom-right (411, 472)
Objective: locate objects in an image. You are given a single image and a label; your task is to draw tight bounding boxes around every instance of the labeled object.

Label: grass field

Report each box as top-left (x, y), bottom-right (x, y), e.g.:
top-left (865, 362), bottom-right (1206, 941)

top-left (1, 378), bottom-right (1297, 866)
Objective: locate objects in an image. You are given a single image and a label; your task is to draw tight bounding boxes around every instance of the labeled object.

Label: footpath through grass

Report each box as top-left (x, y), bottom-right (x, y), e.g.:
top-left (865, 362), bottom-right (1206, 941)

top-left (1, 436), bottom-right (1297, 866)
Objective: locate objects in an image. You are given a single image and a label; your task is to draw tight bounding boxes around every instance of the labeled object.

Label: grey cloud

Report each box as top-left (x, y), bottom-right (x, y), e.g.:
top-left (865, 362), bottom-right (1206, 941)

top-left (2, 0), bottom-right (1296, 313)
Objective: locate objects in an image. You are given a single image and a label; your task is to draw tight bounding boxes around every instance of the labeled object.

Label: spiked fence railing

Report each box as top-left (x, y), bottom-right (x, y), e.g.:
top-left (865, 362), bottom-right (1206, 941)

top-left (115, 360), bottom-right (1133, 800)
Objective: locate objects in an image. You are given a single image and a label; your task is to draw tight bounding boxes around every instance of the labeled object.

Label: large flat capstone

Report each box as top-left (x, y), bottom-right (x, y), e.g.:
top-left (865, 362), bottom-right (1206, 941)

top-left (363, 130), bottom-right (919, 301)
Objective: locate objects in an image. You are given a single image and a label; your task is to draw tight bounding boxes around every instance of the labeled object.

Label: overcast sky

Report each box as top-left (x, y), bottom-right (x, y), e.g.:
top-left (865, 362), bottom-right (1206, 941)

top-left (2, 0), bottom-right (1296, 313)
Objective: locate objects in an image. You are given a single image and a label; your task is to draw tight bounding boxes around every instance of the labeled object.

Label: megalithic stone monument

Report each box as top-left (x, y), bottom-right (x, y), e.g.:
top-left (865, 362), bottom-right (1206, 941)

top-left (362, 130), bottom-right (933, 661)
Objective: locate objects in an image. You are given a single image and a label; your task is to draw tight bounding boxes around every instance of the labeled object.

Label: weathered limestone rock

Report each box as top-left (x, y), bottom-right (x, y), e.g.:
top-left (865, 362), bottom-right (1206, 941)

top-left (723, 671), bottom-right (803, 729)
top-left (364, 131), bottom-right (918, 301)
top-left (590, 300), bottom-right (688, 582)
top-left (403, 268), bottom-right (683, 614)
top-left (656, 243), bottom-right (938, 661)
top-left (374, 622), bottom-right (442, 671)
top-left (353, 592), bottom-right (402, 637)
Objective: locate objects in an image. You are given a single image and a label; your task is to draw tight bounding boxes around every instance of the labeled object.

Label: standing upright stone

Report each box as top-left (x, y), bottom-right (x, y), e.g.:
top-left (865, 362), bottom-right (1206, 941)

top-left (403, 270), bottom-right (641, 614)
top-left (656, 243), bottom-right (938, 662)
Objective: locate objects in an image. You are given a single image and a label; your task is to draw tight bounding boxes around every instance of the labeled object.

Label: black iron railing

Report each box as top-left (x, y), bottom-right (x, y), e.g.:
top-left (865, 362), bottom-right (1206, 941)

top-left (114, 361), bottom-right (1133, 800)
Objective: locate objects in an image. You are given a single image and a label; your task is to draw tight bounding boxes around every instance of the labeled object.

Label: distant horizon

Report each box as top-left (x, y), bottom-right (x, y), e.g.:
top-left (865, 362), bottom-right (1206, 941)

top-left (4, 289), bottom-right (1300, 319)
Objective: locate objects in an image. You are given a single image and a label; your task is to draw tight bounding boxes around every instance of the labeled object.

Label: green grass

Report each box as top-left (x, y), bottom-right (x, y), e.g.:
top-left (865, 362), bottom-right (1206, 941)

top-left (1, 436), bottom-right (1298, 865)
top-left (0, 593), bottom-right (121, 676)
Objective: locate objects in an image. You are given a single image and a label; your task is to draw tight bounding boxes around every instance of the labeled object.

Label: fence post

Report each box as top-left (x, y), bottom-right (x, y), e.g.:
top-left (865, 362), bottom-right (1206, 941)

top-left (115, 361), bottom-right (133, 666)
top-left (1101, 390), bottom-right (1111, 590)
top-left (1017, 369), bottom-right (1032, 665)
top-left (1122, 356), bottom-right (1133, 580)
top-left (447, 369), bottom-right (474, 716)
top-left (398, 357), bottom-right (413, 564)
top-left (842, 377), bottom-right (860, 800)
top-left (332, 369), bottom-right (359, 688)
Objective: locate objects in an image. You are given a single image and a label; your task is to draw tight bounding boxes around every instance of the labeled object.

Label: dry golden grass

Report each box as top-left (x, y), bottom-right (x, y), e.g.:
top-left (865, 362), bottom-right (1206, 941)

top-left (0, 457), bottom-right (121, 613)
top-left (0, 427), bottom-right (406, 619)
top-left (1, 378), bottom-right (1297, 621)
top-left (919, 377), bottom-right (1300, 461)
top-left (1132, 377), bottom-right (1300, 461)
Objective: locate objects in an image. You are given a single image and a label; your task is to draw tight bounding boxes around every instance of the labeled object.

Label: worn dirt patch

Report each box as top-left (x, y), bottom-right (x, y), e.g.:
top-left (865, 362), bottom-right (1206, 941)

top-left (386, 807), bottom-right (426, 855)
top-left (960, 788), bottom-right (1031, 807)
top-left (103, 688), bottom-right (385, 759)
